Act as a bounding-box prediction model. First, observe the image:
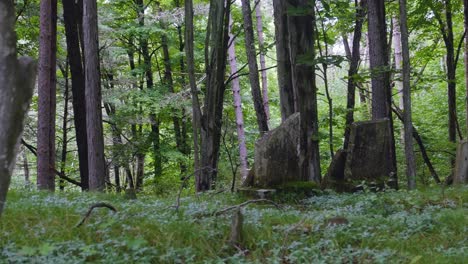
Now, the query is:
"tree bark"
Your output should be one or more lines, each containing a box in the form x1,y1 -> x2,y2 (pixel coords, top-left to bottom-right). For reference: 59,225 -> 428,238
398,0 -> 417,189
185,0 -> 202,189
62,0 -> 89,191
343,0 -> 366,151
59,63 -> 70,191
0,0 -> 36,215
465,0 -> 468,135
37,0 -> 57,191
22,147 -> 30,185
368,0 -> 397,187
197,0 -> 231,191
83,0 -> 106,191
241,0 -> 269,134
273,0 -> 295,121
255,0 -> 270,123
228,16 -> 249,183
288,0 -> 321,183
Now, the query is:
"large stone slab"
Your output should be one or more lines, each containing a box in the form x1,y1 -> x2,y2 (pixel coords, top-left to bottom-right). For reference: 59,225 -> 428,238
454,140 -> 468,184
252,113 -> 301,187
343,119 -> 396,189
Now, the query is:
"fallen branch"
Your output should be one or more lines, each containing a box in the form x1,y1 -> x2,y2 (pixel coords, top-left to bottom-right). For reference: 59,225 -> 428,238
212,199 -> 281,217
75,202 -> 117,228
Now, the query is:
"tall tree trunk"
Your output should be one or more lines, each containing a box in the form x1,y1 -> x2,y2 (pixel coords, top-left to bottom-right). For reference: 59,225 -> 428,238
228,16 -> 249,183
315,8 -> 334,158
288,0 -> 321,183
83,0 -> 106,191
255,0 -> 270,123
0,0 -> 36,215
393,16 -> 406,146
62,0 -> 89,191
197,0 -> 231,191
273,0 -> 295,120
59,63 -> 70,191
368,0 -> 398,187
343,0 -> 366,151
241,0 -> 268,134
185,0 -> 202,187
465,0 -> 468,135
398,0 -> 417,189
445,0 -> 457,148
37,0 -> 57,191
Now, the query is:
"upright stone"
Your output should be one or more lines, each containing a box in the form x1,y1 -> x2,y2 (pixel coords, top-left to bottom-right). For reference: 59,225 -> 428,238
252,113 -> 300,187
454,140 -> 468,184
344,119 -> 396,188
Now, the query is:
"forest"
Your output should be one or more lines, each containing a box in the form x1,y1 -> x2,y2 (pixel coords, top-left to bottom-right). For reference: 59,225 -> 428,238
0,0 -> 467,263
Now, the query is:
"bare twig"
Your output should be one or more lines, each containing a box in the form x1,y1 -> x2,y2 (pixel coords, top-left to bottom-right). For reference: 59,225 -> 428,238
212,199 -> 281,217
172,166 -> 217,212
75,202 -> 118,228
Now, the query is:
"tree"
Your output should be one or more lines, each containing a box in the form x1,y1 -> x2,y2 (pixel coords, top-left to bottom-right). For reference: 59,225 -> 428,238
37,0 -> 57,191
241,0 -> 269,134
83,0 -> 106,191
368,0 -> 397,187
288,0 -> 321,183
464,0 -> 468,134
343,0 -> 367,151
255,0 -> 270,123
62,0 -> 89,191
273,0 -> 295,121
185,0 -> 202,189
187,0 -> 231,191
0,0 -> 36,215
428,0 -> 460,147
398,0 -> 417,189
228,16 -> 249,183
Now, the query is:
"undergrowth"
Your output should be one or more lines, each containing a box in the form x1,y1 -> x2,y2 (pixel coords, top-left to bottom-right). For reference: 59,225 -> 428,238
0,186 -> 466,263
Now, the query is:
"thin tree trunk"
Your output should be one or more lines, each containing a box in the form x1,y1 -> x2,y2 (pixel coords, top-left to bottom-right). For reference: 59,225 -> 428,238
392,106 -> 440,183
465,0 -> 468,135
37,0 -> 57,191
62,0 -> 89,191
315,7 -> 334,158
393,16 -> 405,144
241,0 -> 268,134
398,0 -> 417,189
59,63 -> 70,191
228,16 -> 249,183
0,0 -> 36,215
273,0 -> 295,120
288,0 -> 321,183
255,0 -> 270,123
23,148 -> 30,186
83,0 -> 106,191
185,0 -> 202,188
343,0 -> 366,151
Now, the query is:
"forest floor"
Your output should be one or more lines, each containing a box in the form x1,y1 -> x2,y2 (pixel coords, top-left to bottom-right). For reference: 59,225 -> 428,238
0,185 -> 467,263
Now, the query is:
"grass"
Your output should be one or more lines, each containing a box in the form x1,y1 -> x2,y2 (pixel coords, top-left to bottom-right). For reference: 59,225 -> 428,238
0,185 -> 467,263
